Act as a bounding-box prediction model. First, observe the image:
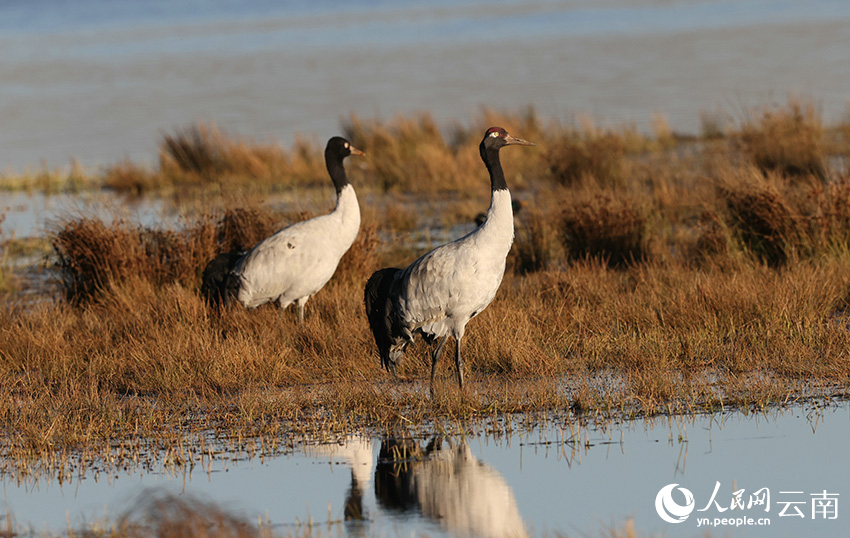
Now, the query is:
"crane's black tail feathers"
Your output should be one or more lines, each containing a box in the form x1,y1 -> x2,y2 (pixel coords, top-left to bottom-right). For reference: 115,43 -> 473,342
201,250 -> 244,309
364,267 -> 406,375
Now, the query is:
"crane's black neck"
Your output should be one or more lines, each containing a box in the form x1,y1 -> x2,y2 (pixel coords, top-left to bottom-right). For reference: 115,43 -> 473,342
480,143 -> 509,192
325,152 -> 350,195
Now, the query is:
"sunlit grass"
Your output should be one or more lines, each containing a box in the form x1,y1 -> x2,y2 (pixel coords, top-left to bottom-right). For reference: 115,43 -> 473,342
1,100 -> 850,495
0,159 -> 99,194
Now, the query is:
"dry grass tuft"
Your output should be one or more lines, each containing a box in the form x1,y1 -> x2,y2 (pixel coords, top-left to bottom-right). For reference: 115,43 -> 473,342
51,217 -> 216,303
159,123 -> 314,184
737,98 -> 828,180
688,209 -> 733,266
714,167 -> 850,265
162,124 -> 229,176
101,123 -> 328,195
559,193 -> 649,268
343,113 -> 472,193
114,493 -> 265,538
102,159 -> 164,195
718,172 -> 798,266
544,130 -> 627,187
213,207 -> 283,254
510,205 -> 561,274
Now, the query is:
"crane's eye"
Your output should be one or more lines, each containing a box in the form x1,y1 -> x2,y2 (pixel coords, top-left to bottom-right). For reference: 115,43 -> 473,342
490,131 -> 500,138
344,142 -> 349,148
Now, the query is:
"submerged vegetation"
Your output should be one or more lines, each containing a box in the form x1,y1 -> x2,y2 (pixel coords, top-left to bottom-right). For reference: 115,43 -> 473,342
1,98 -> 850,517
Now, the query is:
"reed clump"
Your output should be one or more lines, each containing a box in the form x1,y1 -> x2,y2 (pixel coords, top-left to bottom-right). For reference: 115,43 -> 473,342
101,124 -> 329,195
343,113 -> 476,193
213,206 -> 282,254
559,193 -> 649,268
103,159 -> 167,195
544,129 -> 627,187
51,217 -> 217,304
159,123 -> 321,187
115,494 -> 264,538
713,167 -> 850,266
717,172 -> 799,267
510,205 -> 561,274
737,98 -> 828,180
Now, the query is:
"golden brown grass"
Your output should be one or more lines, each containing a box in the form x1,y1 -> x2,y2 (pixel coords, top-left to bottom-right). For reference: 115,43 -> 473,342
50,216 -> 217,304
0,158 -> 97,193
559,193 -> 649,268
4,233 -> 849,452
737,97 -> 828,180
2,101 -> 850,490
100,123 -> 328,197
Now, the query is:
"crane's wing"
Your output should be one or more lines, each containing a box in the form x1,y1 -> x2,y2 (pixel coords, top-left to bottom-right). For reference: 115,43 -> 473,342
201,250 -> 244,307
364,267 -> 403,372
397,243 -> 466,332
233,219 -> 333,306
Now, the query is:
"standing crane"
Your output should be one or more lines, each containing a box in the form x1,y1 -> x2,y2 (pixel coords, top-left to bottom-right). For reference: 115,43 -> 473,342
365,127 -> 534,392
203,136 -> 364,321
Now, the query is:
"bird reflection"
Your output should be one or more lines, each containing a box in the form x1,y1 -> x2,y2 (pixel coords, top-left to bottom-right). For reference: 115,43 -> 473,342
308,434 -> 528,537
375,436 -> 529,538
304,435 -> 374,525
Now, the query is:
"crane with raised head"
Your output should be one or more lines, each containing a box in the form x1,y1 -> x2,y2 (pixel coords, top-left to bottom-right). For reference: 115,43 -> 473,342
365,127 -> 534,392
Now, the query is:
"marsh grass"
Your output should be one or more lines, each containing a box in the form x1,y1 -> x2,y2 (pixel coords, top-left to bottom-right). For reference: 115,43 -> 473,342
545,129 -> 627,187
510,205 -> 561,274
737,98 -> 828,180
718,171 -> 799,266
51,217 -> 217,303
559,193 -> 649,268
99,124 -> 329,197
212,207 -> 284,254
6,246 -> 847,453
0,159 -> 97,194
3,101 -> 850,489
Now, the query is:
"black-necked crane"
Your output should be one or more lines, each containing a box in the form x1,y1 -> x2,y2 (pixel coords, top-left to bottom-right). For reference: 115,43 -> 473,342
202,136 -> 364,321
364,127 -> 534,393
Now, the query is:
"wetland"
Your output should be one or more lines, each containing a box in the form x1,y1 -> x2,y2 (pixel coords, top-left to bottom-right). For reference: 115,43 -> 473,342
3,1 -> 850,535
2,104 -> 850,536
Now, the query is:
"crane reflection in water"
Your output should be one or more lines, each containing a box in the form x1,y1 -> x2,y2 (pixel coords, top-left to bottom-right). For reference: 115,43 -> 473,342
309,434 -> 528,537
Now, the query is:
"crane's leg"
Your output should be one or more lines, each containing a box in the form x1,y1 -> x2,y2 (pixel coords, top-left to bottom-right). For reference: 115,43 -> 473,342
293,296 -> 308,323
430,335 -> 450,395
454,337 -> 464,390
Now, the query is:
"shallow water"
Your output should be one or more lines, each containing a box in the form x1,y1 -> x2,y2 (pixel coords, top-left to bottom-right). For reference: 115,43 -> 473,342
0,191 -> 171,239
2,402 -> 847,537
2,0 -> 850,172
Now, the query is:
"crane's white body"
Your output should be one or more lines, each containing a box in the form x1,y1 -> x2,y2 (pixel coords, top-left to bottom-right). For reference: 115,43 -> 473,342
233,184 -> 360,312
364,127 -> 532,391
396,188 -> 513,342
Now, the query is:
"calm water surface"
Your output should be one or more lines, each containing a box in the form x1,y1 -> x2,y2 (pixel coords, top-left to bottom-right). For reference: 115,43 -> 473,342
2,402 -> 847,537
2,0 -> 850,171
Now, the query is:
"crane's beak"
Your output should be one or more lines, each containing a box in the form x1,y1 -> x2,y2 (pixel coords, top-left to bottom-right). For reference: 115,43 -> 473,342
349,145 -> 366,156
505,134 -> 535,146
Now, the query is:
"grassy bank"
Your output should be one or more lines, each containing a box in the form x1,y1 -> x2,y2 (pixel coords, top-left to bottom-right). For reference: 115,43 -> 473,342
1,98 -> 850,483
